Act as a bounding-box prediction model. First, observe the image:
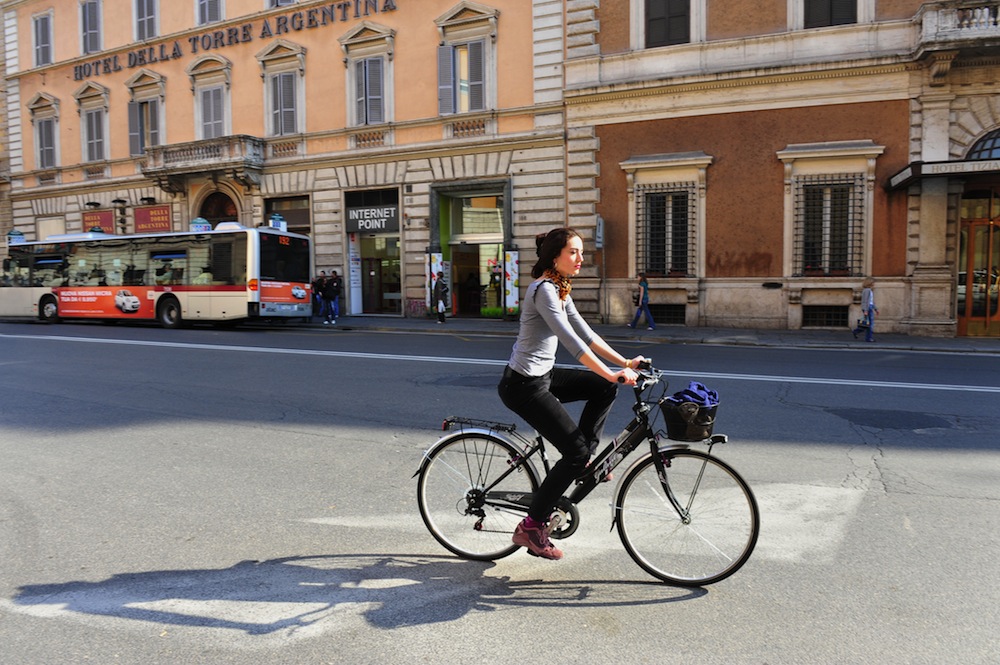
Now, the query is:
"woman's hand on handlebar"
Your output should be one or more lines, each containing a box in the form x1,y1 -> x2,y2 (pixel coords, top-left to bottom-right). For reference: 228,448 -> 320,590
614,368 -> 639,385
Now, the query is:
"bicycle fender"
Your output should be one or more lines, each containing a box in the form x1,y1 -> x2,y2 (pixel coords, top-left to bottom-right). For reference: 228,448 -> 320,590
411,427 -> 518,479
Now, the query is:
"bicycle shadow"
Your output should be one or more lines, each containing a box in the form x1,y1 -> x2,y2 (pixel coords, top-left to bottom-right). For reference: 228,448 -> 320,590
8,553 -> 705,638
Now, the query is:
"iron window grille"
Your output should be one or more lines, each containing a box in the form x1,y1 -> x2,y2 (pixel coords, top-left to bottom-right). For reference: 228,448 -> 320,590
793,174 -> 865,277
636,183 -> 696,278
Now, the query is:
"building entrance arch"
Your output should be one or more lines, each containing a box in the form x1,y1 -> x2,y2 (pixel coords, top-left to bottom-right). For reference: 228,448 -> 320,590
198,191 -> 239,227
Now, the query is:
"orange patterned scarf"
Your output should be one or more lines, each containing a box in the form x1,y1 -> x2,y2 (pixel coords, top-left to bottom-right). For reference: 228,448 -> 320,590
542,268 -> 572,301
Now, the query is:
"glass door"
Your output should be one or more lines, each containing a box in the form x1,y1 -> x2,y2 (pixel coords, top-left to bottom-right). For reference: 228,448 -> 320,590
957,188 -> 999,336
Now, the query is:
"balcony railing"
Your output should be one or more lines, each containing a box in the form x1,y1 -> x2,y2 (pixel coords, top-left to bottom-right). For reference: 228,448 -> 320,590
920,2 -> 1000,45
142,135 -> 264,193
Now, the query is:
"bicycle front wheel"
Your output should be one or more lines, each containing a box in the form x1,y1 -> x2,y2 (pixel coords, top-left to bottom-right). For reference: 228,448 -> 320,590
417,432 -> 539,561
616,449 -> 759,586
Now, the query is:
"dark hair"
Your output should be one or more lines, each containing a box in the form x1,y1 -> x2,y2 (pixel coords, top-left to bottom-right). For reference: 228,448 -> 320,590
531,227 -> 581,278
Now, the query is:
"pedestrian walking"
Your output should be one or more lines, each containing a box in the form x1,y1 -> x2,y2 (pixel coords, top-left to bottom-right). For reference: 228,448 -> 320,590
852,276 -> 878,342
627,272 -> 656,330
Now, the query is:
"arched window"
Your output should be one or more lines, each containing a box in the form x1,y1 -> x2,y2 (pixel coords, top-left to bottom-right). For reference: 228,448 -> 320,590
967,129 -> 1000,160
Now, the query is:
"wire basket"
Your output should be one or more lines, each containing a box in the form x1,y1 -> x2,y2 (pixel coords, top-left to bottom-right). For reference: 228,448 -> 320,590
659,399 -> 718,442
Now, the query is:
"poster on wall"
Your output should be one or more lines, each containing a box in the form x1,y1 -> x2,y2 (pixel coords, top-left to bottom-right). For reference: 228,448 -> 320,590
505,251 -> 519,316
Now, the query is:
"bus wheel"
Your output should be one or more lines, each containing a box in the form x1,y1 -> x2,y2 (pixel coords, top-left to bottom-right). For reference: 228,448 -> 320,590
157,297 -> 183,329
39,296 -> 59,323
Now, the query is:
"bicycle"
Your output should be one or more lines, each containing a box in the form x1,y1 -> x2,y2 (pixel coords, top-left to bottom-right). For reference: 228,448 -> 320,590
414,361 -> 759,587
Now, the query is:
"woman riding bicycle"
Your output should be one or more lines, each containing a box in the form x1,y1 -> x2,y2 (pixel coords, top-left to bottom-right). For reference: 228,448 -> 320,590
498,227 -> 645,560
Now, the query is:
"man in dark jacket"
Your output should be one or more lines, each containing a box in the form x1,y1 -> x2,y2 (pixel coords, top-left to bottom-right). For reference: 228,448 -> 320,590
323,270 -> 343,324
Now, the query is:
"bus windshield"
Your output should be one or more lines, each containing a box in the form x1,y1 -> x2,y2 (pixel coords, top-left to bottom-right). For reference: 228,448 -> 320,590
259,232 -> 310,282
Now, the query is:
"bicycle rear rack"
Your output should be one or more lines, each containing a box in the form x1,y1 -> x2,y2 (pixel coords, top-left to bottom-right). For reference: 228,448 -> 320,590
442,416 -> 518,434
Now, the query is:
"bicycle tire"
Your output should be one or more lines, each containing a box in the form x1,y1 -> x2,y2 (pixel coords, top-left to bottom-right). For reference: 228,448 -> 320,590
417,432 -> 540,561
615,448 -> 759,586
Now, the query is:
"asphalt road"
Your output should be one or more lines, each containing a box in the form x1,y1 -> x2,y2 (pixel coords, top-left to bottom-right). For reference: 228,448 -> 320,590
1,321 -> 998,664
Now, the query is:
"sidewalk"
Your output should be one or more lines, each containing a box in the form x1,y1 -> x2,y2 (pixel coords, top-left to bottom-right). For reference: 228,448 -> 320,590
299,314 -> 1000,355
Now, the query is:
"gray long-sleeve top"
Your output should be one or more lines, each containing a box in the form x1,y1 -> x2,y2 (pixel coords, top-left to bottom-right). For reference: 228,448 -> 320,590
507,279 -> 596,377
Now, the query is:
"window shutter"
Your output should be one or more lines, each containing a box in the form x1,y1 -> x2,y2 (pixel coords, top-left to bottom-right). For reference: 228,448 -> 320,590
86,110 -> 104,162
38,118 -> 55,169
355,60 -> 366,124
128,101 -> 141,155
468,41 -> 484,111
830,0 -> 857,25
666,0 -> 690,45
82,1 -> 100,54
367,57 -> 384,124
437,45 -> 454,115
35,15 -> 52,65
273,72 -> 296,135
147,98 -> 160,147
201,87 -> 223,139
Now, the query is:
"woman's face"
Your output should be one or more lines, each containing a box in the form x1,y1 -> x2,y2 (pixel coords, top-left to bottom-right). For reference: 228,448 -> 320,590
553,235 -> 584,277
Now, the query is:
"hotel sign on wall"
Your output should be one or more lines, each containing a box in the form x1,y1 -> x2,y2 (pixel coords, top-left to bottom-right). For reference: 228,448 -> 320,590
73,0 -> 399,80
134,206 -> 172,234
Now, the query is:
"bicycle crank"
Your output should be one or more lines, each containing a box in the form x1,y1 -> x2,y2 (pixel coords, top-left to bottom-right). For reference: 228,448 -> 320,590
548,497 -> 580,539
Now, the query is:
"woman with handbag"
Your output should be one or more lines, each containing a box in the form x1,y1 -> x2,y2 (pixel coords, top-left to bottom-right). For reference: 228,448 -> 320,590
852,276 -> 878,342
627,272 -> 656,331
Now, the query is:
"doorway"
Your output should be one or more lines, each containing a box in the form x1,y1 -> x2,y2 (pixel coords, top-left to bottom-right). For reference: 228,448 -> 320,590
957,188 -> 999,336
199,191 -> 238,226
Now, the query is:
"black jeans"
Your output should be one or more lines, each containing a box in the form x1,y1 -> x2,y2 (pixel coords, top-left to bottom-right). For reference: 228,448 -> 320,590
498,365 -> 618,521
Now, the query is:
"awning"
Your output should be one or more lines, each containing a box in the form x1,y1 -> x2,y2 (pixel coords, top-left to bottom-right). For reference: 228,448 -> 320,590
888,159 -> 1000,190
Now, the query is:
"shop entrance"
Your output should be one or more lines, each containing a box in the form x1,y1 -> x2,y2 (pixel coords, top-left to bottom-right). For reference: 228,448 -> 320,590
957,187 -> 999,336
359,236 -> 401,314
437,189 -> 508,319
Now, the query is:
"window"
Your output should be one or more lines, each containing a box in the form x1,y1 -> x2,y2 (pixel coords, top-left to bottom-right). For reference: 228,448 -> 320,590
968,129 -> 1000,160
270,71 -> 297,135
804,0 -> 856,28
197,0 -> 222,25
621,152 -> 712,280
128,99 -> 160,155
435,3 -> 498,116
36,117 -> 57,169
135,0 -> 157,41
81,0 -> 101,55
29,93 -> 60,171
438,41 -> 484,114
256,40 -> 306,137
83,109 -> 105,162
340,22 -> 394,128
200,86 -> 225,139
33,12 -> 53,67
355,57 -> 385,125
794,176 -> 864,276
777,140 -> 882,278
269,0 -> 296,6
646,0 -> 689,48
637,185 -> 694,277
75,82 -> 110,164
187,55 -> 232,139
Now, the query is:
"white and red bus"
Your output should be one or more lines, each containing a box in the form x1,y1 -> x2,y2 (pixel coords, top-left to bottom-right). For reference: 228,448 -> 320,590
0,223 -> 312,328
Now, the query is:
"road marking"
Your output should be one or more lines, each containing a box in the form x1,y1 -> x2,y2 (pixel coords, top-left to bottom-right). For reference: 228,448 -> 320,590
2,332 -> 999,393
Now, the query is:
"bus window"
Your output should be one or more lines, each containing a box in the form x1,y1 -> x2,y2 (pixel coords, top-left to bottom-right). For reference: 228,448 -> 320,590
259,233 -> 309,282
150,250 -> 187,285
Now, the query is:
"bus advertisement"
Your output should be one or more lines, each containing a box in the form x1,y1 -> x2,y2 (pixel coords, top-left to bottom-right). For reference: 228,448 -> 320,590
0,224 -> 312,328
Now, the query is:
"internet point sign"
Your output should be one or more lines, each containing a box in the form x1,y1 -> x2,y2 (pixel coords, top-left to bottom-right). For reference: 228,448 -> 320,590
346,205 -> 399,233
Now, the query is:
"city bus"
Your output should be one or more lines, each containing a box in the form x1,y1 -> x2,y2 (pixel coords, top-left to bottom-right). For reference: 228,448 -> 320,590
0,223 -> 312,328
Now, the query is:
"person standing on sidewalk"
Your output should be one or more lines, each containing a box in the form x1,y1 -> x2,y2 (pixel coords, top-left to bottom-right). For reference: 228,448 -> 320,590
852,276 -> 878,342
627,272 -> 656,331
322,270 -> 342,325
497,227 -> 644,560
311,270 -> 327,318
433,271 -> 449,323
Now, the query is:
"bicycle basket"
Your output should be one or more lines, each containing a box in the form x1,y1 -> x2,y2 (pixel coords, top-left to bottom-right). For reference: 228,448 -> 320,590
660,399 -> 718,441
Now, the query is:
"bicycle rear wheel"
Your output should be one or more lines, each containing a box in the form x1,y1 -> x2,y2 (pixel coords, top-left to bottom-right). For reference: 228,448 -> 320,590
417,432 -> 539,561
616,449 -> 759,586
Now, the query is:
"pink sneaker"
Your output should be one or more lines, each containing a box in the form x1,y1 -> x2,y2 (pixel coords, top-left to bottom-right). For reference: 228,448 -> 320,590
512,520 -> 563,560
